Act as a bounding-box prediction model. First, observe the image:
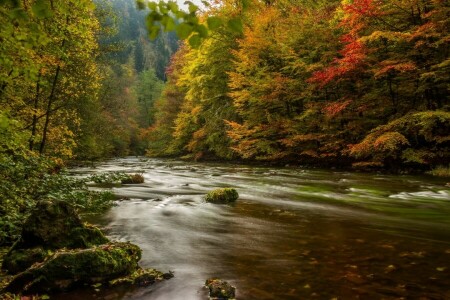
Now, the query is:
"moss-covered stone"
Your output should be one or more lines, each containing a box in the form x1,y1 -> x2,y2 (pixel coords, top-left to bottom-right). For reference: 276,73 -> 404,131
4,242 -> 141,294
2,199 -> 108,275
1,247 -> 48,275
1,199 -> 171,296
109,268 -> 171,287
205,278 -> 236,299
205,188 -> 239,204
11,199 -> 108,250
121,174 -> 144,184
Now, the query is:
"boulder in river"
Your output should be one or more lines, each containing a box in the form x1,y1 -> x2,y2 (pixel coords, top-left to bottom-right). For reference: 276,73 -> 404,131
205,278 -> 236,299
1,199 -> 170,294
205,188 -> 239,204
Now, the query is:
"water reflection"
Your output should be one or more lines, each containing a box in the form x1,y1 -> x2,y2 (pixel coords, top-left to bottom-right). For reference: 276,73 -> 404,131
61,157 -> 450,300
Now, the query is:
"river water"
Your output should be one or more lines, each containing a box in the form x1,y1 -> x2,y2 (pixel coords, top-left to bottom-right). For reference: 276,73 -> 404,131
64,157 -> 450,299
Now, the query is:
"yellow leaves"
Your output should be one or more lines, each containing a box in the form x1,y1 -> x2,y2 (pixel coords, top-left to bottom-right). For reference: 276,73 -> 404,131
361,30 -> 410,44
373,132 -> 409,152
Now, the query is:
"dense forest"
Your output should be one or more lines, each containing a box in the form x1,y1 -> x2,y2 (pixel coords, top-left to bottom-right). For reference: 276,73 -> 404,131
146,0 -> 449,172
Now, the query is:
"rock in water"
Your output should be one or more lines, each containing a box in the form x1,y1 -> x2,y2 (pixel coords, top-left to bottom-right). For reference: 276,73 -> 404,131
205,278 -> 236,300
205,188 -> 239,204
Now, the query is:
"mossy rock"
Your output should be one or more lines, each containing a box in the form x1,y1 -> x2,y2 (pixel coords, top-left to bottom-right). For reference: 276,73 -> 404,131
205,188 -> 239,204
121,174 -> 144,184
109,268 -> 172,287
4,242 -> 141,294
2,200 -> 109,275
12,199 -> 108,250
1,247 -> 48,275
205,278 -> 236,299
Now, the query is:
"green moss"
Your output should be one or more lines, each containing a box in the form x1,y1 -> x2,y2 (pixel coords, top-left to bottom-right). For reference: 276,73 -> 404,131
109,268 -> 166,286
4,242 -> 141,294
205,188 -> 239,204
2,200 -> 109,276
2,247 -> 48,275
70,224 -> 109,248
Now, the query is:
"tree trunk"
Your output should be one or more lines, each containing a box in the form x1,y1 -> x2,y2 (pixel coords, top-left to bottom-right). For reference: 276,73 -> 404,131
39,62 -> 62,155
29,73 -> 41,151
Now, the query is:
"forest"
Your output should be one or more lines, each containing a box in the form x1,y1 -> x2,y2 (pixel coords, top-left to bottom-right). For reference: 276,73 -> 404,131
0,0 -> 449,299
146,0 -> 449,172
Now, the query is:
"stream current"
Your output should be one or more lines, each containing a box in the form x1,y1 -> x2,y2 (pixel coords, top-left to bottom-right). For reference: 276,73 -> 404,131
62,157 -> 450,299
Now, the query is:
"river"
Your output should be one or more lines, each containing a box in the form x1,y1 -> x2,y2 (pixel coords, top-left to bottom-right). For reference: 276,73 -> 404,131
62,157 -> 450,299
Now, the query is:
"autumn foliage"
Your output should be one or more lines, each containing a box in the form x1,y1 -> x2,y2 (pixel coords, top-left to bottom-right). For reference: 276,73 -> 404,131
143,0 -> 449,170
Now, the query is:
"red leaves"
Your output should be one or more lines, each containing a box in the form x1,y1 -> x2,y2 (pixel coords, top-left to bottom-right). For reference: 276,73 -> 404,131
343,0 -> 381,18
308,0 -> 381,86
309,37 -> 367,86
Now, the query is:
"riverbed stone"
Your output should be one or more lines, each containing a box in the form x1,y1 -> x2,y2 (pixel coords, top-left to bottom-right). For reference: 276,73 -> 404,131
205,188 -> 239,204
205,278 -> 236,299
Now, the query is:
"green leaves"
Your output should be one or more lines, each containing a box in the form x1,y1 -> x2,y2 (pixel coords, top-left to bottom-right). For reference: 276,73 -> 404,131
188,34 -> 202,48
136,0 -> 146,10
227,17 -> 243,33
31,0 -> 53,19
207,16 -> 222,30
176,23 -> 194,40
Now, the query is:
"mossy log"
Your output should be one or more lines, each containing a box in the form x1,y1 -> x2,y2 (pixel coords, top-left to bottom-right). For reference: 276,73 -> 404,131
205,188 -> 239,204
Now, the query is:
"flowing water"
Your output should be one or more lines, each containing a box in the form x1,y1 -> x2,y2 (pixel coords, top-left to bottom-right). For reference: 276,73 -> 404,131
62,157 -> 450,299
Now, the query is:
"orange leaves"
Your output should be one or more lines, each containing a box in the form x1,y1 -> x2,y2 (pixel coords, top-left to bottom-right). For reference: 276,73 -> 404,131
342,0 -> 381,18
322,99 -> 352,118
373,132 -> 410,153
374,60 -> 417,78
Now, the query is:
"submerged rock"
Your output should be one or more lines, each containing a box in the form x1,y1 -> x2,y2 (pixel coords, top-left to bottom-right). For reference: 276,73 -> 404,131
205,188 -> 239,204
205,278 -> 236,300
1,199 -> 170,295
